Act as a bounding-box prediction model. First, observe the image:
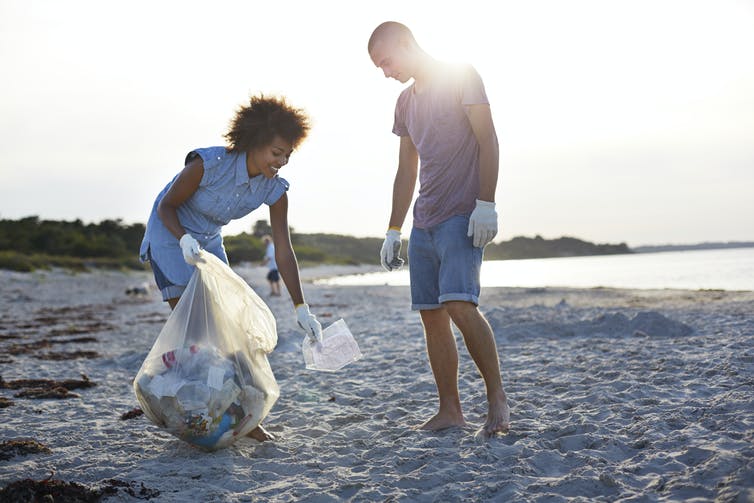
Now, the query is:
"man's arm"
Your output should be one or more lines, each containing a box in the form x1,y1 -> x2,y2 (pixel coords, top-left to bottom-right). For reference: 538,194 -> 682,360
388,135 -> 419,229
465,104 -> 499,201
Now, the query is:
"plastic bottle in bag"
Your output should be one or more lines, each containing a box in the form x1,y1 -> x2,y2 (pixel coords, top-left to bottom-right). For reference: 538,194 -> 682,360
176,381 -> 211,412
160,345 -> 199,370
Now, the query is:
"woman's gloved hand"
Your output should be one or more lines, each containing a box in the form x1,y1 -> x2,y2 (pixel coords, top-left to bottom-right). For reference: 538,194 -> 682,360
179,233 -> 201,265
296,303 -> 323,344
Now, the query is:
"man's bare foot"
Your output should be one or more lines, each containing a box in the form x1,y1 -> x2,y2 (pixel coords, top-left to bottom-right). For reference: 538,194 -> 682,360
480,393 -> 510,438
418,411 -> 467,431
246,424 -> 276,442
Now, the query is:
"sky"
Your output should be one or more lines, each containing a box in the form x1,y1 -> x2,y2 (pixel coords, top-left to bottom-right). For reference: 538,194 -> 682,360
1,0 -> 753,247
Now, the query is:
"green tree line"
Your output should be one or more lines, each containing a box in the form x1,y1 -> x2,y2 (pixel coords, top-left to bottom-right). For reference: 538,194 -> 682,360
0,216 -> 630,272
485,235 -> 631,260
0,217 -> 146,271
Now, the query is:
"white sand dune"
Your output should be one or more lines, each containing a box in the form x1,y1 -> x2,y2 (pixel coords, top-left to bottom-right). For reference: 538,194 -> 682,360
1,264 -> 753,502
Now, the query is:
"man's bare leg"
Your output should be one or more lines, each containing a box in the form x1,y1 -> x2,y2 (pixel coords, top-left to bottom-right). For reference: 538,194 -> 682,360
418,308 -> 467,430
444,301 -> 510,436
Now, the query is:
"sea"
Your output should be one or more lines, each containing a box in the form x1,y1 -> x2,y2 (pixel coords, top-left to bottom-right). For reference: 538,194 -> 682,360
318,247 -> 754,291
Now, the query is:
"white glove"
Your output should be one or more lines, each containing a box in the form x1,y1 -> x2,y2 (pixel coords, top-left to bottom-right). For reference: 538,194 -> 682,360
179,233 -> 201,265
467,199 -> 498,248
296,303 -> 323,344
380,229 -> 404,271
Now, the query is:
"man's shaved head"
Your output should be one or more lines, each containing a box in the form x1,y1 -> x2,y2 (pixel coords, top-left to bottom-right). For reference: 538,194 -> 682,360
368,21 -> 417,54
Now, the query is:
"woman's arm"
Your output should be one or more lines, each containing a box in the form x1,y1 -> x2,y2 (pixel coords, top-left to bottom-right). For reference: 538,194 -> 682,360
156,157 -> 205,240
268,193 -> 305,305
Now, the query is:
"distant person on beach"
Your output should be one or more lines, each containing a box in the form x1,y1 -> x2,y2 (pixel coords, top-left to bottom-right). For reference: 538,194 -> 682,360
139,94 -> 322,441
367,21 -> 510,437
261,234 -> 281,297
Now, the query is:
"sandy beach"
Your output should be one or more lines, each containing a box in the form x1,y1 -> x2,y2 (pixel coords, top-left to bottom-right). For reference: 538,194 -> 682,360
1,263 -> 753,502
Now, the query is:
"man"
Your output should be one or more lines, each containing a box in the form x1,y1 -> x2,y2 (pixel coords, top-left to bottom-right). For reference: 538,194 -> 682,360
368,21 -> 509,437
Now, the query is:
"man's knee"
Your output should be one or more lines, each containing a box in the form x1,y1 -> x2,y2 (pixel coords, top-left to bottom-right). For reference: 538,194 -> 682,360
420,307 -> 450,331
443,300 -> 479,322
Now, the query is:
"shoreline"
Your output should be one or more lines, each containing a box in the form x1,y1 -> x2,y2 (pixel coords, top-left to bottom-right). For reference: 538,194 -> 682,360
313,248 -> 754,292
236,262 -> 384,283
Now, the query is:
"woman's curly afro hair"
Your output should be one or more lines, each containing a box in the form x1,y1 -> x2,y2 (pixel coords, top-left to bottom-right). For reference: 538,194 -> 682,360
224,94 -> 310,153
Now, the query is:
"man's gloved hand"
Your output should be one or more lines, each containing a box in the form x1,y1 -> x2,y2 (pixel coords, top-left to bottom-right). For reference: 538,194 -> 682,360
380,228 -> 404,271
467,199 -> 498,248
296,303 -> 323,344
179,233 -> 201,265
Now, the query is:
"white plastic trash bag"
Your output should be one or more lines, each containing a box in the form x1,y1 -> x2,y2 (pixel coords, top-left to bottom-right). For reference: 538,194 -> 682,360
134,250 -> 279,450
303,318 -> 362,372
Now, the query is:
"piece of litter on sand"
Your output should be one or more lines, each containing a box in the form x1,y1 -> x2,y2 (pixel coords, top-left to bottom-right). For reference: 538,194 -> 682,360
303,318 -> 362,372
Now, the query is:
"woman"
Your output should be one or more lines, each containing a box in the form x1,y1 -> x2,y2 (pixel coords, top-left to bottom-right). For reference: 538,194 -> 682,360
139,94 -> 321,441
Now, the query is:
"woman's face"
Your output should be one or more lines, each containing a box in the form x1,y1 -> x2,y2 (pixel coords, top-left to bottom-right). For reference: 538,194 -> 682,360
248,135 -> 294,178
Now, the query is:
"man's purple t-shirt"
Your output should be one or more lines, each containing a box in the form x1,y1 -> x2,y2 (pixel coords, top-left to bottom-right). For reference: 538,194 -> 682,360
392,63 -> 489,229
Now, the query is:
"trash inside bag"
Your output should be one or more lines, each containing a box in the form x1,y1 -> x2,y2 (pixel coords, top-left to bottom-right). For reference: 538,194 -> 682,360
303,318 -> 362,372
134,251 -> 279,450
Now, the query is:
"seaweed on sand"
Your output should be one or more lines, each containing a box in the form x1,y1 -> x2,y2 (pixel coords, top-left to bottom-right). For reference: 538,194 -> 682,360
0,439 -> 52,461
0,475 -> 160,502
0,373 -> 96,399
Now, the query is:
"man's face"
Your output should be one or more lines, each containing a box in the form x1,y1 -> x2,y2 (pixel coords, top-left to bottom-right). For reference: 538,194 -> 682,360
370,38 -> 413,83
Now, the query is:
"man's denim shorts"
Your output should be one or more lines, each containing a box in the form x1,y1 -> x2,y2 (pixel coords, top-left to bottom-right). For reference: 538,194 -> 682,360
408,214 -> 483,311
